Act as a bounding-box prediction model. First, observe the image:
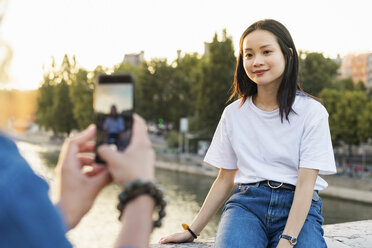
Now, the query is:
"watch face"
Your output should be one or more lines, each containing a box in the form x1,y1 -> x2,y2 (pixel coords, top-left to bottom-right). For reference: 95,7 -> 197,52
291,237 -> 298,245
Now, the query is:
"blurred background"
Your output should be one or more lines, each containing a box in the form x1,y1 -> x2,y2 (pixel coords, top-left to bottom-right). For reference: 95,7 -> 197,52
1,0 -> 372,247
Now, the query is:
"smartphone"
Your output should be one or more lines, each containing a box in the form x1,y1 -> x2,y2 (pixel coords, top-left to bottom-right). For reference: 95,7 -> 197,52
94,74 -> 135,164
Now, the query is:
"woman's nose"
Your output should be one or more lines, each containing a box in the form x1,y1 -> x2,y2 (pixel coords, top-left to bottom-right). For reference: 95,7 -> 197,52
253,55 -> 264,66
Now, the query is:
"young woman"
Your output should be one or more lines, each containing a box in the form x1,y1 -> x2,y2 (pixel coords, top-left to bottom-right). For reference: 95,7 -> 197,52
159,19 -> 336,247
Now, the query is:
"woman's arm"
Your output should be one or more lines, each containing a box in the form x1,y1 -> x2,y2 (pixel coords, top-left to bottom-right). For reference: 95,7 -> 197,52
277,168 -> 318,247
159,168 -> 237,244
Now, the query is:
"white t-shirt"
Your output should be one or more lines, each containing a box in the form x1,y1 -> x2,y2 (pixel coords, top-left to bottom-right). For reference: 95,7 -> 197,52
204,92 -> 337,190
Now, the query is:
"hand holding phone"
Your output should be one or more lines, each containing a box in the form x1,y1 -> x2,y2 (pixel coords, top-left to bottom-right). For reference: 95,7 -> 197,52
94,74 -> 135,163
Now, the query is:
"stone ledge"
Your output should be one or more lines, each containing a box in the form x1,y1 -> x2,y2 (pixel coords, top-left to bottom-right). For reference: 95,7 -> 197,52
151,220 -> 372,248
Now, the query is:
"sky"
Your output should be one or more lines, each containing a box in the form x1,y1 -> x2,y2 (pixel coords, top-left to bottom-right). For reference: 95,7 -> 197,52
95,84 -> 133,113
1,0 -> 372,90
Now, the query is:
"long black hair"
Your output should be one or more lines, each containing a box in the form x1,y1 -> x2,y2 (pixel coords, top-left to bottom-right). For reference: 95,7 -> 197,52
229,19 -> 301,122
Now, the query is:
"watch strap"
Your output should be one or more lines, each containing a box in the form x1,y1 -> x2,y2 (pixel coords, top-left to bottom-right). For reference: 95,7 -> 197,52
280,234 -> 298,245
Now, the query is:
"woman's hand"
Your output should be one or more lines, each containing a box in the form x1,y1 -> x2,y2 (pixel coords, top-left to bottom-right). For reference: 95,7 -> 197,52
55,125 -> 112,229
276,238 -> 293,248
159,231 -> 194,244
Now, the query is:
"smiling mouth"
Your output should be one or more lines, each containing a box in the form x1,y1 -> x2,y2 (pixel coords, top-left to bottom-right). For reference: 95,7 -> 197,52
254,70 -> 268,76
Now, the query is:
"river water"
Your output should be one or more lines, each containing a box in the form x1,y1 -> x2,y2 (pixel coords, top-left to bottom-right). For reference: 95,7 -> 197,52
16,141 -> 372,247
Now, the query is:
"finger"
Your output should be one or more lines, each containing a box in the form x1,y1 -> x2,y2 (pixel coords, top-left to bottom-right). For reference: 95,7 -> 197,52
79,142 -> 96,153
87,165 -> 112,187
70,124 -> 96,146
129,114 -> 151,147
78,155 -> 95,166
97,144 -> 121,163
84,164 -> 106,177
159,235 -> 176,244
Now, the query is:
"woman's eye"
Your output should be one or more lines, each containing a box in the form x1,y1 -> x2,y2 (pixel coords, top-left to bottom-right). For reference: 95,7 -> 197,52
263,50 -> 272,55
245,53 -> 253,58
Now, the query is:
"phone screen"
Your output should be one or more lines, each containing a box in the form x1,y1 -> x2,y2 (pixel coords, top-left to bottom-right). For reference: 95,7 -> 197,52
94,74 -> 134,163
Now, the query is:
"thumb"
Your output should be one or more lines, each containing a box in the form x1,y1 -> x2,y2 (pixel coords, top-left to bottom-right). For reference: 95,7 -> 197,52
97,144 -> 120,163
90,167 -> 112,188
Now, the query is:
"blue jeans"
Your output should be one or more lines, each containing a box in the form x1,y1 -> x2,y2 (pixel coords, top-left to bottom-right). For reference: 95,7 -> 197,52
215,183 -> 327,248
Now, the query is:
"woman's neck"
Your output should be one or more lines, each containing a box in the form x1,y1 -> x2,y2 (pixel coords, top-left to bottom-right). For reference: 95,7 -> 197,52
253,87 -> 279,111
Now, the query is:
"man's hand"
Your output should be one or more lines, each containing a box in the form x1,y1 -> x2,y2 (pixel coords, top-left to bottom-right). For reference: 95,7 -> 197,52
55,125 -> 112,229
98,114 -> 155,185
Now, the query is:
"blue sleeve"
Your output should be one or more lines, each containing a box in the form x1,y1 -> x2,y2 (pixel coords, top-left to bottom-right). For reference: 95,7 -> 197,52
0,135 -> 72,248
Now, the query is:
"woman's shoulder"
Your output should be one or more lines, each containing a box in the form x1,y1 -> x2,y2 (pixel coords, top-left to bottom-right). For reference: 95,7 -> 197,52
294,91 -> 328,121
224,98 -> 248,113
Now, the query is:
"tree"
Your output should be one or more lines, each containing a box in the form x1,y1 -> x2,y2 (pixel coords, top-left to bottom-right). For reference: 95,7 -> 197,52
299,52 -> 339,96
355,80 -> 367,92
332,77 -> 354,91
195,30 -> 236,137
332,91 -> 367,155
52,79 -> 77,135
36,61 -> 57,133
113,62 -> 144,115
69,68 -> 94,129
170,53 -> 202,130
319,88 -> 342,145
136,58 -> 175,124
358,100 -> 372,143
36,55 -> 79,135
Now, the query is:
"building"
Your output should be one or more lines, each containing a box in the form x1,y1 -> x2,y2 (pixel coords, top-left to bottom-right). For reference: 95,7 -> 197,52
341,53 -> 372,89
367,54 -> 372,89
123,51 -> 144,66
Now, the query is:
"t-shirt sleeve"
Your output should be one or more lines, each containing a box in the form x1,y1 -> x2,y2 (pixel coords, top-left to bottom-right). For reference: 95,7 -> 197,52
299,113 -> 337,175
204,110 -> 238,169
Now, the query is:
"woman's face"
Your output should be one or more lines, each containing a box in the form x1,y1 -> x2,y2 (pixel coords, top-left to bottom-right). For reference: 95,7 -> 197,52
242,29 -> 286,88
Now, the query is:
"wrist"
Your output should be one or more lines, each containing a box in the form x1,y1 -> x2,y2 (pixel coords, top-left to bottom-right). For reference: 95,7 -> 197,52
55,201 -> 81,230
117,180 -> 166,228
116,176 -> 154,186
280,234 -> 298,246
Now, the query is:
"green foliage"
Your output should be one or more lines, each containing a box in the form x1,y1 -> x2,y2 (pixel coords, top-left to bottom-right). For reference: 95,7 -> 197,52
135,56 -> 201,129
299,52 -> 339,96
358,100 -> 372,143
52,80 -> 77,135
320,89 -> 368,148
137,58 -> 173,122
335,91 -> 367,146
35,75 -> 56,133
36,55 -> 80,135
69,68 -> 94,129
35,31 -> 372,149
319,89 -> 342,145
355,80 -> 367,92
332,77 -> 355,91
166,130 -> 179,148
195,30 -> 236,137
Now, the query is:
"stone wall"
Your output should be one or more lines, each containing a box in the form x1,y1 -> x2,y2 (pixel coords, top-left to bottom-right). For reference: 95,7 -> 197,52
150,220 -> 372,248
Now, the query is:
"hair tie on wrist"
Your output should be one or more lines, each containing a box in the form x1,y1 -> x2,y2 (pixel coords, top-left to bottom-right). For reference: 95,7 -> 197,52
182,223 -> 199,239
117,179 -> 166,228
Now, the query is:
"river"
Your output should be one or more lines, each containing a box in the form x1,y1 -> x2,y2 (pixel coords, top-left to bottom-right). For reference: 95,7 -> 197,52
16,141 -> 372,247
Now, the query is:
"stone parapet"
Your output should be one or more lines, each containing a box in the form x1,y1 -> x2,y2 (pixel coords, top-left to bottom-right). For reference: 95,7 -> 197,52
150,220 -> 372,248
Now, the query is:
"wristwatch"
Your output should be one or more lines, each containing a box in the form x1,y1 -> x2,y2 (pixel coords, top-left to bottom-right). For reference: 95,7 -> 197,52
280,234 -> 298,246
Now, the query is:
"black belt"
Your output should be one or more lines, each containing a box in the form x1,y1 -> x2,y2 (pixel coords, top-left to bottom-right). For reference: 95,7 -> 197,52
240,180 -> 296,191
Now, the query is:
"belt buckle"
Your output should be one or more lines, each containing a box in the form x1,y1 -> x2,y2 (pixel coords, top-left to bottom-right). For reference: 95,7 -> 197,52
267,181 -> 283,189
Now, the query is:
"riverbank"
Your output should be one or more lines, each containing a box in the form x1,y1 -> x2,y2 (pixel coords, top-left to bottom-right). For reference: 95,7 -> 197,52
155,158 -> 372,205
6,128 -> 372,204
